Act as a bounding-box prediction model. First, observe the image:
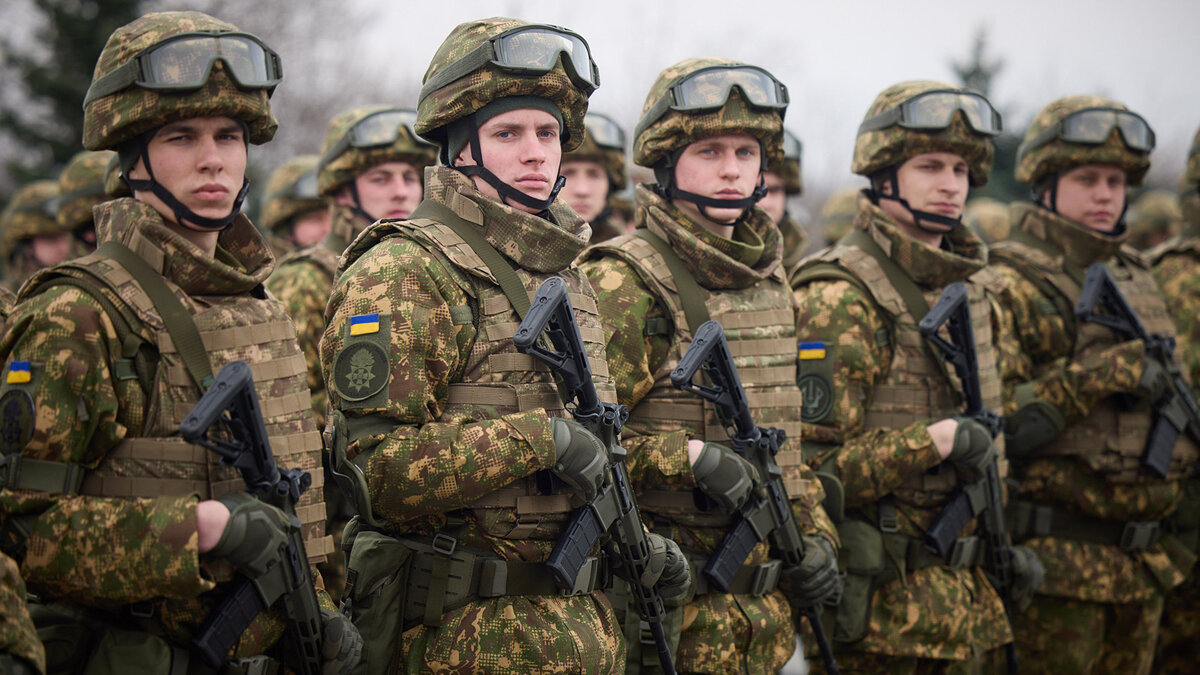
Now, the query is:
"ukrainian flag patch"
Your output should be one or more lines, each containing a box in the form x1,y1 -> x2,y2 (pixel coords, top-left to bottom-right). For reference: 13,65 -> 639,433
349,313 -> 380,336
6,361 -> 31,384
799,341 -> 827,361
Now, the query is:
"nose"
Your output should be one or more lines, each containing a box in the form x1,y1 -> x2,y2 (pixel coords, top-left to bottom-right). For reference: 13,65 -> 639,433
196,134 -> 224,172
937,167 -> 961,195
718,152 -> 741,180
520,134 -> 547,164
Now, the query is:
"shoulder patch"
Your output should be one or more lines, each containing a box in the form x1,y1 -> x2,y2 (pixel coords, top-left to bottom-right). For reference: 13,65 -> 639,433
6,361 -> 30,384
798,373 -> 834,423
333,342 -> 389,402
0,389 -> 35,455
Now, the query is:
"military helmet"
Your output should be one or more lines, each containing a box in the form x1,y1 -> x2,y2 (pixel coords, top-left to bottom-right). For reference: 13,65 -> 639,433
104,152 -> 131,198
262,154 -> 324,234
562,112 -> 627,192
0,180 -> 64,260
853,80 -> 998,187
818,185 -> 861,244
964,196 -> 1011,244
634,57 -> 787,169
1016,96 -> 1153,187
1180,124 -> 1200,193
415,17 -> 597,154
1127,189 -> 1183,249
82,11 -> 279,151
56,150 -> 116,230
768,128 -> 803,195
317,106 -> 437,197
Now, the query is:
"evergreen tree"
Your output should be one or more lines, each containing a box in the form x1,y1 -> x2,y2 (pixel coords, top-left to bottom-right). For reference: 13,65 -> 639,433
953,26 -> 1024,203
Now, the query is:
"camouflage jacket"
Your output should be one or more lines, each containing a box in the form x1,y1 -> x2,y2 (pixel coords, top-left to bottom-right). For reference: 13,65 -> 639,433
322,166 -> 623,672
791,196 -> 1012,660
0,287 -> 14,323
0,199 -> 333,657
579,185 -> 837,675
0,551 -> 43,675
266,204 -> 365,429
1149,217 -> 1200,390
989,201 -> 1192,603
777,213 -> 808,280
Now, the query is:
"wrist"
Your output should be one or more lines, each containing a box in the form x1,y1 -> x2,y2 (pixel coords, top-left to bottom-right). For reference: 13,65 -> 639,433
196,499 -> 231,553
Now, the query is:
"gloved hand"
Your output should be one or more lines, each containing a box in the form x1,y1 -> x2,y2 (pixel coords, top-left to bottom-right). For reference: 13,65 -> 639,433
320,608 -> 363,675
1007,545 -> 1045,612
1134,350 -> 1168,404
946,418 -> 997,484
551,417 -> 608,502
208,492 -> 290,577
781,536 -> 842,609
608,533 -> 693,608
691,442 -> 759,511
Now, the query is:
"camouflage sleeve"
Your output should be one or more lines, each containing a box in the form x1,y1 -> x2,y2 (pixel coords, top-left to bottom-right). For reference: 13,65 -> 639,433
266,261 -> 329,428
794,280 -> 943,508
789,465 -> 839,549
1153,251 -> 1200,388
0,287 -> 216,604
0,552 -> 45,675
322,238 -> 557,527
580,256 -> 691,488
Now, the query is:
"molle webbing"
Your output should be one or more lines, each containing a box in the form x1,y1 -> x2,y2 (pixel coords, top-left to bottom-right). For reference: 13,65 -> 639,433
632,229 -> 710,332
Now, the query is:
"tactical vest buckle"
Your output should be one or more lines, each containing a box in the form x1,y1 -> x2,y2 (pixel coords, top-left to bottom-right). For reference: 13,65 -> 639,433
431,533 -> 457,556
749,559 -> 783,596
946,536 -> 981,569
1120,521 -> 1161,552
561,555 -> 603,597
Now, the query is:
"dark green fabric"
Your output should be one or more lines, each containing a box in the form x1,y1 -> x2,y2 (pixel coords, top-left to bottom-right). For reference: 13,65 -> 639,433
633,228 -> 711,335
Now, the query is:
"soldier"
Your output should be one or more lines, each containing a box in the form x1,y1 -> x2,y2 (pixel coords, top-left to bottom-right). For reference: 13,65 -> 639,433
964,196 -> 1011,244
791,81 -> 1039,671
814,185 -> 859,249
56,149 -> 117,254
1128,188 -> 1184,251
0,181 -> 69,293
0,11 -> 359,673
0,551 -> 43,675
579,58 -> 841,675
560,111 -> 630,243
260,154 -> 329,258
760,128 -> 808,276
321,17 -> 689,673
989,96 -> 1196,674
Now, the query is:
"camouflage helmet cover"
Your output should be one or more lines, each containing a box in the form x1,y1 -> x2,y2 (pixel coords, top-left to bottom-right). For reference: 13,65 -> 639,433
562,112 -> 627,191
318,106 -> 438,196
1016,95 -> 1151,186
768,128 -> 802,195
262,154 -> 324,233
1,180 -> 64,259
82,11 -> 278,151
852,80 -> 994,187
56,150 -> 116,229
415,17 -> 592,153
1127,189 -> 1183,245
633,57 -> 785,169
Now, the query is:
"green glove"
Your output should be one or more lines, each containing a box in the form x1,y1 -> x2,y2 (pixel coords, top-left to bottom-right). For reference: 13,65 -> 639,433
209,492 -> 290,577
1008,545 -> 1045,612
781,536 -> 842,609
653,533 -> 692,608
946,418 -> 997,484
691,442 -> 759,511
320,608 -> 364,675
551,417 -> 608,502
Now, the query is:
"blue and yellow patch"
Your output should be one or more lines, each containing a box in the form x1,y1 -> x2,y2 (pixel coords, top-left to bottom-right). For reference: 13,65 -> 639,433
6,361 -> 31,384
799,341 -> 827,361
349,313 -> 380,336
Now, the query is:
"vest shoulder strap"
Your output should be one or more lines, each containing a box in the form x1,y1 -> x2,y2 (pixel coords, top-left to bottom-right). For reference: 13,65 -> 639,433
841,228 -> 931,323
632,228 -> 710,335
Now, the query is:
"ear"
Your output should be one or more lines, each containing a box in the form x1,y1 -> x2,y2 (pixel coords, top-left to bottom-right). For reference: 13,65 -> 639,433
454,144 -> 474,168
334,184 -> 355,208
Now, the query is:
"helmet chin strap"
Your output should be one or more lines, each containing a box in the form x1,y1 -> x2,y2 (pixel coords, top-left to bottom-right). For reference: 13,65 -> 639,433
346,181 -> 380,225
451,113 -> 565,214
1037,172 -> 1130,237
653,152 -> 768,225
870,165 -> 962,234
123,138 -> 247,232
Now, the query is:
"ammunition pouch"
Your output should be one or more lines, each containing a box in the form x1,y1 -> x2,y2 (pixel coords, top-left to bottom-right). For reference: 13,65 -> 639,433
686,552 -> 783,597
1008,500 -> 1162,552
608,578 -> 684,675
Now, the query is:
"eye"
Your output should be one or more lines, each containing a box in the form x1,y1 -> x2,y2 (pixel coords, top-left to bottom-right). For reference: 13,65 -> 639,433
496,130 -> 515,139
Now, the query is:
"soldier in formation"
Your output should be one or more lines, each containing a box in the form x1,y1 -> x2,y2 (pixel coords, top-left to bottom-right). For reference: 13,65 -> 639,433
0,181 -> 69,293
760,128 -> 808,276
559,111 -> 631,244
259,154 -> 330,258
55,149 -> 117,255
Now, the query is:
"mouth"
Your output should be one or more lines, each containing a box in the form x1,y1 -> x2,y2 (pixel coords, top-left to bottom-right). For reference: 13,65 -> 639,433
714,190 -> 744,200
193,184 -> 229,202
1088,211 -> 1113,221
387,208 -> 412,219
928,202 -> 961,215
516,173 -> 550,187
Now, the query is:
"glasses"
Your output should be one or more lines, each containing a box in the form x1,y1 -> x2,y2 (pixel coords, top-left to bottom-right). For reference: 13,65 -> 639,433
782,129 -> 802,161
420,25 -> 599,98
270,169 -> 320,202
584,113 -> 626,150
858,90 -> 1002,137
85,31 -> 282,104
1022,108 -> 1155,155
318,109 -> 428,170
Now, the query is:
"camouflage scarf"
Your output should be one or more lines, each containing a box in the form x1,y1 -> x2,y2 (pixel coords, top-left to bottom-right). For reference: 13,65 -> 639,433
1011,201 -> 1126,271
636,184 -> 782,290
93,197 -> 273,296
854,194 -> 986,289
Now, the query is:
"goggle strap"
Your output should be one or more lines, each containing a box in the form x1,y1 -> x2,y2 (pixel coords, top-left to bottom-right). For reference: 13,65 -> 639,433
84,59 -> 141,105
419,41 -> 495,102
857,108 -> 903,135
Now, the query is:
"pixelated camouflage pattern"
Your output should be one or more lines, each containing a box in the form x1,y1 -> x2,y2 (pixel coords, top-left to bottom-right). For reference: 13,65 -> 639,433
415,17 -> 591,152
769,129 -> 803,195
0,287 -> 15,323
103,152 -> 131,199
1,181 -> 64,260
634,57 -> 785,169
778,213 -> 808,278
56,150 -> 116,231
964,196 -> 1011,244
816,186 -> 860,248
0,552 -> 44,675
317,107 -> 437,197
323,165 -> 623,670
791,196 -> 1012,660
0,197 -> 332,659
852,81 -> 994,187
82,11 -> 277,150
1015,95 -> 1150,186
1127,189 -> 1183,250
1154,570 -> 1200,674
1011,594 -> 1162,675
1149,219 -> 1200,395
562,112 -> 627,191
261,154 -> 324,235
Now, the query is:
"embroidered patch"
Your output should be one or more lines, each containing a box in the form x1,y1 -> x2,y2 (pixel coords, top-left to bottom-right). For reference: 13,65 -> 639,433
333,342 -> 389,402
349,313 -> 380,336
798,373 -> 834,423
0,389 -> 35,455
6,361 -> 31,384
799,341 -> 827,360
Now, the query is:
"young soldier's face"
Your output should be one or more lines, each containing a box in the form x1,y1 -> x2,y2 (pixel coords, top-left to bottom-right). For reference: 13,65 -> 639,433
339,161 -> 422,221
290,208 -> 332,247
29,232 -> 73,267
879,151 -> 968,233
673,133 -> 762,225
456,108 -> 563,214
1047,164 -> 1127,233
759,171 -> 787,224
561,160 -> 609,222
130,116 -> 247,229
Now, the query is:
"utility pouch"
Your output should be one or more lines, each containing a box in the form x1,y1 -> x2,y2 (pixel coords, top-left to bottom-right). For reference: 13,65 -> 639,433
608,577 -> 683,675
342,529 -> 413,675
83,627 -> 173,675
32,603 -> 95,675
833,519 -> 886,644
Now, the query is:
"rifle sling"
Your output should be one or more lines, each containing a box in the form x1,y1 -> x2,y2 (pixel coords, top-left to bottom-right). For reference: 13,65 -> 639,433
633,229 -> 711,335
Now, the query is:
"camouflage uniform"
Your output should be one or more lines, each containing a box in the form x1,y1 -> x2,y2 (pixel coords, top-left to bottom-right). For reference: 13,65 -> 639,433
0,551 -> 44,675
0,12 -> 335,673
792,81 -> 1015,670
771,129 -> 808,277
563,112 -> 629,244
56,149 -> 117,257
964,197 -> 1011,245
1128,189 -> 1183,252
259,154 -> 323,259
814,186 -> 860,250
989,96 -> 1194,674
0,181 -> 64,293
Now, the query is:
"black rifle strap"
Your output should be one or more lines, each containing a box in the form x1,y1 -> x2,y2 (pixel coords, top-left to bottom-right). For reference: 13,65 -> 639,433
633,228 -> 711,335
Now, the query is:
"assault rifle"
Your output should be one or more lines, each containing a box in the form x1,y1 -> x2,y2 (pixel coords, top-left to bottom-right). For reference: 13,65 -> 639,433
1076,261 -> 1200,478
181,360 -> 324,675
918,281 -> 1017,674
514,277 -> 676,675
670,319 -> 838,675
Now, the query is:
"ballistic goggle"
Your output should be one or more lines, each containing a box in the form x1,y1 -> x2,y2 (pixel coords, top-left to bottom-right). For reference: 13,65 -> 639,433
85,31 -> 282,104
420,25 -> 599,99
638,65 -> 789,136
783,129 -> 802,162
318,109 -> 429,171
584,113 -> 626,150
858,90 -> 1002,137
269,169 -> 320,203
1022,107 -> 1155,155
